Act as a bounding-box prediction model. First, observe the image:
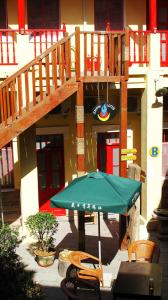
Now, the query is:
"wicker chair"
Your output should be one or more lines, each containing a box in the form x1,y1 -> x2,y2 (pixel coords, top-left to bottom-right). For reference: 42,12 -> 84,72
66,251 -> 104,287
128,240 -> 160,263
61,277 -> 101,300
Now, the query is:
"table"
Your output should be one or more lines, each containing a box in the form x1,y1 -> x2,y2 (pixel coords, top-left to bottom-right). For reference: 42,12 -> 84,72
113,262 -> 162,299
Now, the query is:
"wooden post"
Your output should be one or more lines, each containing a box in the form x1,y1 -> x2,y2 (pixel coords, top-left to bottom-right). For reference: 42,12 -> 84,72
149,0 -> 157,32
75,27 -> 81,81
76,81 -> 85,251
0,149 -> 4,225
120,79 -> 128,177
17,0 -> 25,34
124,27 -> 129,77
119,79 -> 128,249
127,163 -> 141,242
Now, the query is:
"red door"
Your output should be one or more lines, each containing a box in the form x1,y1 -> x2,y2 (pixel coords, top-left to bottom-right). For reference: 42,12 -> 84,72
97,132 -> 120,175
36,134 -> 65,216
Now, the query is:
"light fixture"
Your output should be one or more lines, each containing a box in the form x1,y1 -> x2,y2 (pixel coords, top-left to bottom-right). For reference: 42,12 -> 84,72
152,79 -> 163,108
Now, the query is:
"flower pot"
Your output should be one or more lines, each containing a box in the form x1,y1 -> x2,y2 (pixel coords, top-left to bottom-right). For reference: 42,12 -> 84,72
34,250 -> 56,267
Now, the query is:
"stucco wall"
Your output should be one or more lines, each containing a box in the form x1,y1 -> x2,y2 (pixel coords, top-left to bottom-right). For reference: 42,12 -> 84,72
125,0 -> 147,30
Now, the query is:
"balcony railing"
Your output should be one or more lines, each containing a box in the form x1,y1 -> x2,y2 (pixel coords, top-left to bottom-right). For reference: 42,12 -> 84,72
129,30 -> 150,65
27,28 -> 66,58
159,31 -> 168,67
0,30 -> 17,65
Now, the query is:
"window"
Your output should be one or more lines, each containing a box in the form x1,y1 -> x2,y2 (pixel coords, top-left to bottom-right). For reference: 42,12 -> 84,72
94,0 -> 123,30
27,0 -> 59,29
158,0 -> 168,29
0,0 -> 7,28
0,142 -> 14,187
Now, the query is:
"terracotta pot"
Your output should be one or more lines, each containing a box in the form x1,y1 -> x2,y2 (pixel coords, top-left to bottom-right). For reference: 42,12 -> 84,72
34,250 -> 56,267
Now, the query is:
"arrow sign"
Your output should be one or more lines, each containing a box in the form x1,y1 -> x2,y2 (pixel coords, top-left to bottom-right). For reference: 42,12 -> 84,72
121,148 -> 137,154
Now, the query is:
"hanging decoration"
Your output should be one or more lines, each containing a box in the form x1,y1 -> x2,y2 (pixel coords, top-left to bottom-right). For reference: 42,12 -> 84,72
92,82 -> 116,122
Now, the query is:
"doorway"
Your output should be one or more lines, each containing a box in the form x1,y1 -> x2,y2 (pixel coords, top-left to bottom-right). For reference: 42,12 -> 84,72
36,134 -> 65,216
97,132 -> 120,175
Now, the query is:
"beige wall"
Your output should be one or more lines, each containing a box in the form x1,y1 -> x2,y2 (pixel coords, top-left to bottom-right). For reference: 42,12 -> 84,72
8,0 -> 18,29
126,0 -> 147,30
36,89 -> 141,184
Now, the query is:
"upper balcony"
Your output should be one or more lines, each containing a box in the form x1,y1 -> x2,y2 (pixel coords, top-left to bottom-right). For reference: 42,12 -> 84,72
1,27 -> 168,80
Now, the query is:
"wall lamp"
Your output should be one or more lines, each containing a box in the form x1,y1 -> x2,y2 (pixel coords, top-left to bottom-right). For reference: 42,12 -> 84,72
152,79 -> 165,108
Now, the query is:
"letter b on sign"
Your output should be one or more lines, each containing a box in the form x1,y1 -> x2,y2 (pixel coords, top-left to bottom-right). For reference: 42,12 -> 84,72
149,146 -> 160,157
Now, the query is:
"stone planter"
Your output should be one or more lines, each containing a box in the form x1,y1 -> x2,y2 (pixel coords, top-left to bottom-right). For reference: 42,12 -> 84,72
34,250 -> 56,267
58,249 -> 72,277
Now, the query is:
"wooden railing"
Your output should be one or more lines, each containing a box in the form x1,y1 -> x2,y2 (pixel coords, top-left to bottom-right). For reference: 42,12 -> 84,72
0,28 -> 128,136
27,27 -> 66,58
129,30 -> 150,65
159,31 -> 168,67
0,29 -> 17,65
0,27 -> 66,66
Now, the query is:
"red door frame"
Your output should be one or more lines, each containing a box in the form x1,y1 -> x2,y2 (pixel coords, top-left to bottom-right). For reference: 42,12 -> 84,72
97,140 -> 120,174
36,134 -> 66,216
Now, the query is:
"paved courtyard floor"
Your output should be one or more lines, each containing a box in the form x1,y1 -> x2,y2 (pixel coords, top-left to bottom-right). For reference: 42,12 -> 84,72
16,213 -> 168,300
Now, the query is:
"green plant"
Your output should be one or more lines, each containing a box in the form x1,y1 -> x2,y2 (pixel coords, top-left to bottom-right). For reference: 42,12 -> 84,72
0,224 -> 43,299
25,212 -> 59,253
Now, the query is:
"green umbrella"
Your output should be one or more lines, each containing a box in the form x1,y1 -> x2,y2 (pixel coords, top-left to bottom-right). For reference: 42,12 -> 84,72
51,171 -> 141,260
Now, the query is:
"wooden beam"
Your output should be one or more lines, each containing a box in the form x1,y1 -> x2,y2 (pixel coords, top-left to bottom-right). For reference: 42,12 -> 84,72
119,79 -> 128,250
76,81 -> 85,251
17,0 -> 25,33
0,80 -> 78,149
120,80 -> 128,178
82,76 -> 128,83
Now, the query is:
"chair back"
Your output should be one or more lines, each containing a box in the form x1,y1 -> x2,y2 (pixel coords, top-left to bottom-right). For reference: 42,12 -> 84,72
128,240 -> 159,263
68,251 -> 104,286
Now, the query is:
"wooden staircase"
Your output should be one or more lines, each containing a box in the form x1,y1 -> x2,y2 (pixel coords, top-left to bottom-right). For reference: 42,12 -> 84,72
0,28 -> 128,148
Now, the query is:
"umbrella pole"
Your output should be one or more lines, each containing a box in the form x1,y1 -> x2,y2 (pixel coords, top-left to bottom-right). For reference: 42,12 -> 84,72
98,212 -> 101,263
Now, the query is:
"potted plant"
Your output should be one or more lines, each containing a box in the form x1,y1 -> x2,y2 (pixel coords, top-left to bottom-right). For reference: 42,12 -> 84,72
25,212 -> 59,267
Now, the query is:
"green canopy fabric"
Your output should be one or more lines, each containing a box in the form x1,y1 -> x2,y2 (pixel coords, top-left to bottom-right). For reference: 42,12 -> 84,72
51,171 -> 141,214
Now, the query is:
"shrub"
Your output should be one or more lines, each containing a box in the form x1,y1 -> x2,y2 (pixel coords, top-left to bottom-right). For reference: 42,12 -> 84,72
0,224 -> 43,299
25,212 -> 59,253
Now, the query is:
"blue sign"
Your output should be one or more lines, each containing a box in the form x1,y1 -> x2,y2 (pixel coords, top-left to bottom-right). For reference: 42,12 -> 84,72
92,103 -> 116,122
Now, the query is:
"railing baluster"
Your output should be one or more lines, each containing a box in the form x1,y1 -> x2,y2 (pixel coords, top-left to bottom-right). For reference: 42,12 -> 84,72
97,33 -> 101,76
39,60 -> 43,101
45,55 -> 50,95
24,70 -> 29,111
52,49 -> 57,89
75,27 -> 80,81
32,65 -> 36,106
104,34 -> 108,76
84,33 -> 87,76
2,87 -> 7,125
17,75 -> 23,116
10,81 -> 15,120
0,88 -> 4,125
118,34 -> 121,76
61,43 -> 65,84
0,32 -> 3,64
91,33 -> 94,76
6,85 -> 10,118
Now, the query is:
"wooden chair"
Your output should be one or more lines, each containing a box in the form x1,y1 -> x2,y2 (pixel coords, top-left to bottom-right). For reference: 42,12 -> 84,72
66,251 -> 104,287
128,240 -> 160,263
61,277 -> 101,300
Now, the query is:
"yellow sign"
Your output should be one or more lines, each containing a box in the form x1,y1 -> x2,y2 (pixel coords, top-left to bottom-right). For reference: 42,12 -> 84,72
121,155 -> 137,161
121,148 -> 137,154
